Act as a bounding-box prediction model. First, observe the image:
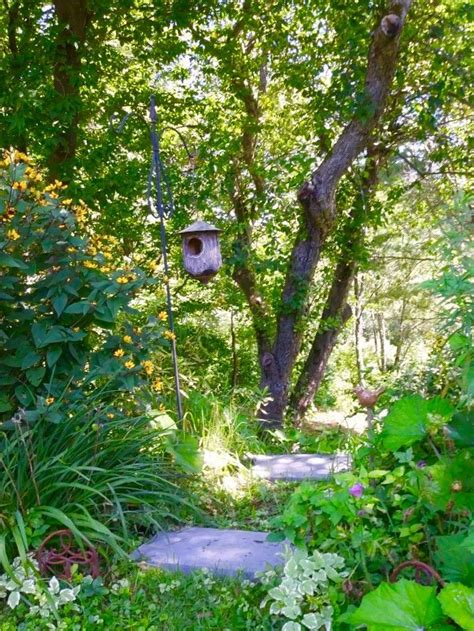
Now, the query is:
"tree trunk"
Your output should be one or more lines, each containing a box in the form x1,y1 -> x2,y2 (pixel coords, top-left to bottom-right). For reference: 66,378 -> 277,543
354,274 -> 365,385
288,230 -> 358,425
48,0 -> 91,180
256,1 -> 412,427
377,312 -> 387,372
230,310 -> 239,388
288,148 -> 384,423
224,0 -> 412,428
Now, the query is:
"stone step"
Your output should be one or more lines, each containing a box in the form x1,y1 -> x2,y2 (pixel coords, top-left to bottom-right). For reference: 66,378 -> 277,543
251,452 -> 351,481
131,527 -> 287,579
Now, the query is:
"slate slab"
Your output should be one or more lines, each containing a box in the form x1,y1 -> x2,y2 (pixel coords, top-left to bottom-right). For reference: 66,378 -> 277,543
251,453 -> 351,481
132,527 -> 287,578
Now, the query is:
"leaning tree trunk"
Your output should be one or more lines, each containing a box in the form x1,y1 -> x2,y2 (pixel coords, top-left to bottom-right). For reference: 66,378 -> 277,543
288,149 -> 383,424
289,278 -> 352,424
257,1 -> 412,427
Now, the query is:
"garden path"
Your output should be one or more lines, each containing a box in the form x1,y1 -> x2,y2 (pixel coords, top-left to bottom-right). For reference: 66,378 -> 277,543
133,452 -> 350,577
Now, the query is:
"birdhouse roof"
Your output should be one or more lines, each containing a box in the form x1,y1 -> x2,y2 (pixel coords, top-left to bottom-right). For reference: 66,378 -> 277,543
179,221 -> 221,235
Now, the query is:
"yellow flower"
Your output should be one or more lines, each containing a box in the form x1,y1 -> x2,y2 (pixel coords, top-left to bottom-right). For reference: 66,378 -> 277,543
49,191 -> 59,199
84,260 -> 98,269
164,330 -> 176,341
142,360 -> 153,376
152,378 -> 163,392
116,276 -> 129,284
114,348 -> 125,358
62,198 -> 73,205
46,397 -> 55,406
6,229 -> 20,241
124,360 -> 135,369
158,311 -> 167,322
107,413 -> 115,419
163,275 -> 170,284
123,335 -> 132,344
12,181 -> 27,191
67,247 -> 76,253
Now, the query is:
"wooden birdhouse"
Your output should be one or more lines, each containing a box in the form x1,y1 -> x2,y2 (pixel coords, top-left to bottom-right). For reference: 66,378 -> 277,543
179,221 -> 222,284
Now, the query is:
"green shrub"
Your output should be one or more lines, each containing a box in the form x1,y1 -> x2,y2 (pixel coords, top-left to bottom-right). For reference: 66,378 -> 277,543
0,150 -> 167,421
0,151 -> 194,565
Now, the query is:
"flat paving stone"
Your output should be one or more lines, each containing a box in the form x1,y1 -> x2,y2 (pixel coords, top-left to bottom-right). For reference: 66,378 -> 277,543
132,527 -> 287,578
251,452 -> 351,481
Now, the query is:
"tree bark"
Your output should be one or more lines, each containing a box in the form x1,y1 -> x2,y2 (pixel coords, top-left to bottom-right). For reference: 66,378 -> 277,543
355,274 -> 365,385
288,149 -> 383,423
257,0 -> 412,427
48,0 -> 91,180
377,312 -> 387,371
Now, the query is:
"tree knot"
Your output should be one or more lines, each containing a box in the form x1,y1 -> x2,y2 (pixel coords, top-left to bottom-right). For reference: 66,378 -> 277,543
298,181 -> 315,204
381,14 -> 401,37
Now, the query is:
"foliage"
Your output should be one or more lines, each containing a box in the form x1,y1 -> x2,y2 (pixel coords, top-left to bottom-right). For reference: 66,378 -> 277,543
379,395 -> 454,452
0,398 -> 192,563
0,151 -> 167,422
0,564 -> 273,630
260,548 -> 347,630
341,578 -> 445,630
437,583 -> 474,631
0,554 -> 80,619
344,579 -> 474,630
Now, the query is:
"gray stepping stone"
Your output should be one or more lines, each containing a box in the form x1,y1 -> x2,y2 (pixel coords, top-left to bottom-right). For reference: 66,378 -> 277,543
251,453 -> 351,481
132,527 -> 287,578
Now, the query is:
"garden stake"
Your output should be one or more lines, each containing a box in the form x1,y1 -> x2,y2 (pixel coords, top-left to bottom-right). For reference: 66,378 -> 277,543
149,95 -> 183,422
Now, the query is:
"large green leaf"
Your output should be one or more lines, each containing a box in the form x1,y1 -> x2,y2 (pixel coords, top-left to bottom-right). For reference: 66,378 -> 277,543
438,583 -> 474,630
435,530 -> 474,586
420,450 -> 474,511
380,396 -> 454,452
448,411 -> 474,448
342,579 -> 444,630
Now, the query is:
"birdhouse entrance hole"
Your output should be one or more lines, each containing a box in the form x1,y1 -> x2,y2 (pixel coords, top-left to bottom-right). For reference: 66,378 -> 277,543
187,237 -> 203,256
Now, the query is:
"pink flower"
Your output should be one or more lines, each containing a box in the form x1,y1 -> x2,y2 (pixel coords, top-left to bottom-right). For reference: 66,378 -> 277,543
349,482 -> 364,498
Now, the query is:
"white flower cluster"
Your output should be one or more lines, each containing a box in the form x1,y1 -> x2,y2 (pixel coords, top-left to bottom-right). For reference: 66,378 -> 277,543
0,555 -> 80,619
260,548 -> 348,631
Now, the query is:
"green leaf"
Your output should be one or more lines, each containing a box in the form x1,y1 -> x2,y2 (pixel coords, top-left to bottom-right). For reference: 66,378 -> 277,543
448,411 -> 474,448
20,352 -> 41,369
420,450 -> 474,511
52,293 -> 68,317
343,579 -> 444,630
14,384 -> 33,406
0,393 -> 12,413
64,301 -> 91,315
46,347 -> 63,368
166,433 -> 203,473
31,322 -> 47,348
380,396 -> 454,452
438,583 -> 474,630
26,366 -> 46,386
434,530 -> 474,586
0,252 -> 28,269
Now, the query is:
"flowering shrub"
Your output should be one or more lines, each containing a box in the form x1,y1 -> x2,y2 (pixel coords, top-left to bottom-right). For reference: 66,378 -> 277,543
0,150 -> 167,425
0,152 -> 196,567
260,548 -> 347,630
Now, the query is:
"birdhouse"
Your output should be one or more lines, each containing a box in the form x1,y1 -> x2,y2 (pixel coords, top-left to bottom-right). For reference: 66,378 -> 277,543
179,221 -> 222,284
